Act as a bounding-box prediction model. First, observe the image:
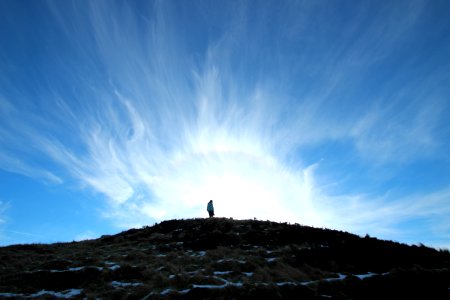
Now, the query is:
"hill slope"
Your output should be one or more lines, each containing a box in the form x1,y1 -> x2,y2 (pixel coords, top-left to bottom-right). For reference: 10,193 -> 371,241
1,218 -> 449,299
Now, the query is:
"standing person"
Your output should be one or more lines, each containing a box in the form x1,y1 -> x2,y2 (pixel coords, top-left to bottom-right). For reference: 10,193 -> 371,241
207,200 -> 214,218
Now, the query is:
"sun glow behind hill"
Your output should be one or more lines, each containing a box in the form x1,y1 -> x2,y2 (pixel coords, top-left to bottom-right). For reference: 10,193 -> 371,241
97,91 -> 325,229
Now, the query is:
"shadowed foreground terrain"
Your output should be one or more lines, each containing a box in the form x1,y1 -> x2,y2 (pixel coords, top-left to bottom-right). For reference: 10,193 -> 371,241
1,218 -> 449,299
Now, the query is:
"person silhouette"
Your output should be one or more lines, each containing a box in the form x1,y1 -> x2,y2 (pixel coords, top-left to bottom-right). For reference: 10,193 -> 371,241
207,200 -> 214,218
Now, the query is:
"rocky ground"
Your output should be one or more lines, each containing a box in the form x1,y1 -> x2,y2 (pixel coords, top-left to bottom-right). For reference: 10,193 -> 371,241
1,218 -> 449,299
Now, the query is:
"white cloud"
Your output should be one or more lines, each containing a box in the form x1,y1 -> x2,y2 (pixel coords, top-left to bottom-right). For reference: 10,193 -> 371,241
0,201 -> 10,244
316,188 -> 450,247
74,230 -> 99,242
0,201 -> 8,225
0,151 -> 62,185
350,93 -> 445,163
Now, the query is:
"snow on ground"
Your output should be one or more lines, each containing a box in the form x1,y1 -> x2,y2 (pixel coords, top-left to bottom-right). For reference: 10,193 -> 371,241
0,289 -> 83,299
145,271 -> 393,297
186,250 -> 208,257
189,250 -> 206,257
275,282 -> 297,287
0,293 -> 25,298
355,272 -> 377,280
158,288 -> 190,296
192,281 -> 244,289
324,273 -> 347,282
213,271 -> 233,275
108,264 -> 121,271
111,281 -> 143,288
160,288 -> 173,296
190,276 -> 244,289
34,289 -> 83,298
67,267 -> 85,272
46,266 -> 103,273
217,258 -> 246,264
298,272 -> 387,286
104,261 -> 121,270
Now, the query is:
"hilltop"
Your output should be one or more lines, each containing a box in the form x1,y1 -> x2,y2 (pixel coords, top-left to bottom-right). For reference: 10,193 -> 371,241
1,218 -> 449,299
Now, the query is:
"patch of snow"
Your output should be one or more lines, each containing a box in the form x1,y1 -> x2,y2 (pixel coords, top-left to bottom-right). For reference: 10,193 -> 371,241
320,295 -> 332,298
176,241 -> 183,245
355,272 -> 376,280
266,257 -> 278,263
230,282 -> 244,287
324,273 -> 347,281
30,289 -> 83,299
276,282 -> 296,287
111,281 -> 142,288
300,273 -> 348,286
192,277 -> 244,289
156,266 -> 165,271
58,289 -> 83,298
169,274 -> 176,279
192,284 -> 227,289
156,254 -> 167,257
214,271 -> 232,275
191,251 -> 206,257
179,289 -> 191,294
217,258 -> 246,264
186,269 -> 204,275
0,293 -> 24,298
243,272 -> 253,277
49,266 -> 102,273
160,288 -> 173,295
108,265 -> 121,271
67,267 -> 85,272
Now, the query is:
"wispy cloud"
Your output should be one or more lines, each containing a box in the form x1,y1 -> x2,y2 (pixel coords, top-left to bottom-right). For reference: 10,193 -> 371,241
351,91 -> 446,163
316,187 -> 450,245
74,230 -> 99,242
0,201 -> 8,225
0,201 -> 10,244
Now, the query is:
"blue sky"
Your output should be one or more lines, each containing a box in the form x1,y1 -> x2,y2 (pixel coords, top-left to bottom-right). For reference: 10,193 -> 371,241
1,0 -> 449,248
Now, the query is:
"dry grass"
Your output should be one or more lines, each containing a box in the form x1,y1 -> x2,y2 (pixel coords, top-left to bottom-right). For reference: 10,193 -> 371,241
1,218 -> 449,299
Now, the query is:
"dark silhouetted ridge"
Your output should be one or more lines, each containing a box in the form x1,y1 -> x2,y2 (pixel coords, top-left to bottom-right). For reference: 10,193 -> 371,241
1,218 -> 449,299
